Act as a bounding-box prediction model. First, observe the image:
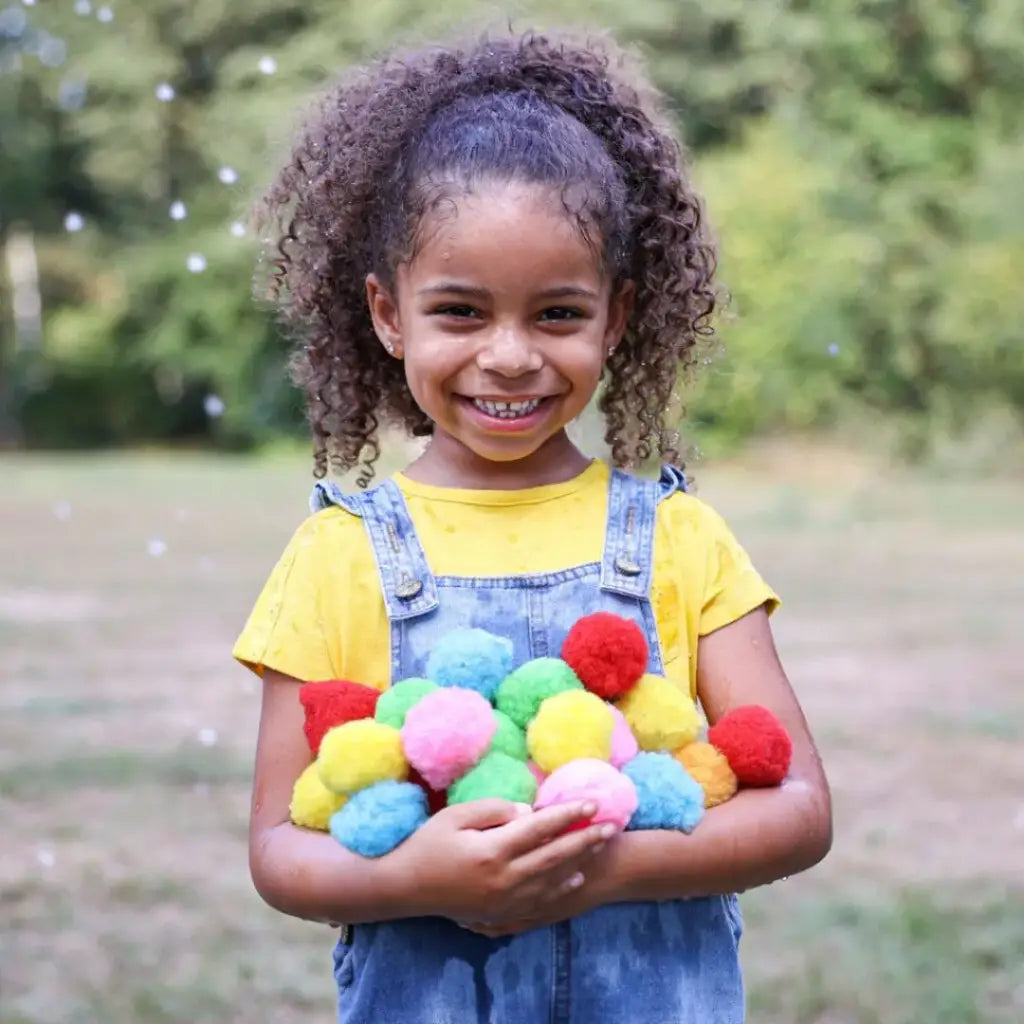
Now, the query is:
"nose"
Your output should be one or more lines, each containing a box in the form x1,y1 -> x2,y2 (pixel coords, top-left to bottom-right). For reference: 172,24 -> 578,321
475,325 -> 543,378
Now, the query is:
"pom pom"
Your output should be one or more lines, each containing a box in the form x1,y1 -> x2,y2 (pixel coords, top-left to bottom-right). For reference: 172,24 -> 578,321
527,689 -> 614,774
674,741 -> 738,808
408,766 -> 448,815
448,751 -> 538,805
534,759 -> 637,834
375,678 -> 438,729
401,687 -> 496,789
299,679 -> 381,755
495,658 -> 583,729
317,719 -> 408,794
622,752 -> 705,833
426,628 -> 514,700
561,613 -> 647,699
608,704 -> 640,768
615,674 -> 702,751
290,761 -> 348,831
330,781 -> 427,857
707,706 -> 792,786
490,710 -> 528,761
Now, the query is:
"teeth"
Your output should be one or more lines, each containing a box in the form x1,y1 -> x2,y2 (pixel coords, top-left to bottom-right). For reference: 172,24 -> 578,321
472,398 -> 542,419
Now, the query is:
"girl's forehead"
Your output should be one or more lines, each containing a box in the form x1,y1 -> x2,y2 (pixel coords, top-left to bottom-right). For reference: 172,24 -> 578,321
408,182 -> 605,282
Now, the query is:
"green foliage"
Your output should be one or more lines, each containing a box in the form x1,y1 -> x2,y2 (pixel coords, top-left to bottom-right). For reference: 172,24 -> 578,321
1,0 -> 1022,456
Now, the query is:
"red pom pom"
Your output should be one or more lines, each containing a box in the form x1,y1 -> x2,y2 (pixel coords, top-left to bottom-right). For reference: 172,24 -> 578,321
298,680 -> 380,755
561,613 -> 647,699
707,705 -> 792,787
408,767 -> 448,816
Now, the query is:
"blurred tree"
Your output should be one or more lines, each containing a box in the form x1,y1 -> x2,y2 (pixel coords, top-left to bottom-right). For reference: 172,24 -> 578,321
1,0 -> 1021,456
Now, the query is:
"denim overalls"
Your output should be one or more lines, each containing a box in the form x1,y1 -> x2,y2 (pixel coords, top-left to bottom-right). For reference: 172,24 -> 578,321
312,465 -> 745,1024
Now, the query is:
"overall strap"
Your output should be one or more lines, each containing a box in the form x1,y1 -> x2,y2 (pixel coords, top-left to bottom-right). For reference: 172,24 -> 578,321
600,465 -> 688,598
309,479 -> 440,622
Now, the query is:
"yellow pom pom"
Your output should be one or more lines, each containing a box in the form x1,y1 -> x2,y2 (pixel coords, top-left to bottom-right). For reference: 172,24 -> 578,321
615,674 -> 701,751
290,762 -> 348,831
527,690 -> 614,774
317,719 -> 408,794
674,741 -> 738,808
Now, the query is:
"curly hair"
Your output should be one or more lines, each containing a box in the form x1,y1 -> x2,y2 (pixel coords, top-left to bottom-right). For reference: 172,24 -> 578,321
257,29 -> 717,484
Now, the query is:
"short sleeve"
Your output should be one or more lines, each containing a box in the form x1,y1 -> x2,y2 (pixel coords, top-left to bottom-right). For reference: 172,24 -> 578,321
232,514 -> 338,681
698,503 -> 780,637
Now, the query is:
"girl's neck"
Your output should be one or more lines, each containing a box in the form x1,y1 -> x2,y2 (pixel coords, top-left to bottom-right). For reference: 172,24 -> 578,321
402,428 -> 592,491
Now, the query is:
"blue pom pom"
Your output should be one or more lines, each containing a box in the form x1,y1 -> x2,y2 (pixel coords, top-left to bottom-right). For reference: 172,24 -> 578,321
329,781 -> 428,857
426,628 -> 514,701
621,752 -> 705,833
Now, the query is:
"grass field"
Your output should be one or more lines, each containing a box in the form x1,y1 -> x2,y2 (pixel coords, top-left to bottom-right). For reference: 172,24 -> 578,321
2,445 -> 1022,1023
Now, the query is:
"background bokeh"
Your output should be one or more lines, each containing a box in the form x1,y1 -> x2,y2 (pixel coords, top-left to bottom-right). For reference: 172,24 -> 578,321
2,2 -> 1022,1023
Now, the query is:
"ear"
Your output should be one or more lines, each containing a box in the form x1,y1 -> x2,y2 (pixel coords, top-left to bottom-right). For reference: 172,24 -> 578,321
365,273 -> 404,359
604,279 -> 635,358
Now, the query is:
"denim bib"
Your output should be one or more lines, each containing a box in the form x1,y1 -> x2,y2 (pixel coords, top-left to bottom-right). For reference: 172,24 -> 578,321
311,466 -> 745,1023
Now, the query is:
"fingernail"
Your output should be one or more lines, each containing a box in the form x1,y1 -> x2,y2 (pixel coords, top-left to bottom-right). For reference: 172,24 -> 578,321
580,802 -> 597,817
568,872 -> 584,889
591,841 -> 606,856
599,823 -> 617,839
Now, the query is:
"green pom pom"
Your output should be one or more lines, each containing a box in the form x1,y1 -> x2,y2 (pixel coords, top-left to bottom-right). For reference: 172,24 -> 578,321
495,658 -> 583,729
490,710 -> 528,760
448,752 -> 538,805
374,678 -> 438,729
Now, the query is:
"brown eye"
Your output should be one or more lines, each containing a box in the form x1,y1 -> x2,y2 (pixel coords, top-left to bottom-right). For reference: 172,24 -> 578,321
434,304 -> 480,319
539,307 -> 584,322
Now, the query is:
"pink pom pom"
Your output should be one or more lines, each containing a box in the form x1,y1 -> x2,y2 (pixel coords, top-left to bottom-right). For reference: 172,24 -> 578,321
534,758 -> 637,834
401,688 -> 496,790
608,705 -> 639,769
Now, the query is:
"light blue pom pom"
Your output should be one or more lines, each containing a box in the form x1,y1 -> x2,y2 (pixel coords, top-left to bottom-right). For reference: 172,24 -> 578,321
329,781 -> 428,857
622,752 -> 705,833
426,628 -> 514,701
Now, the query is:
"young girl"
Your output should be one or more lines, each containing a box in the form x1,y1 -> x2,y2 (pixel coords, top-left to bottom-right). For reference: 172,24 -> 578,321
234,29 -> 831,1024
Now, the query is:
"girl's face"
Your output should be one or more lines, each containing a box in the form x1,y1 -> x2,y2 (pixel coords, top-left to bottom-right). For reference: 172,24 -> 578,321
367,182 -> 630,479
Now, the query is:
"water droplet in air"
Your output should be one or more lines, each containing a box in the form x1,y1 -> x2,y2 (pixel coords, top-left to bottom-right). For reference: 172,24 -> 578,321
186,253 -> 207,273
169,200 -> 187,221
53,501 -> 73,520
22,0 -> 37,7
64,212 -> 84,233
828,343 -> 840,356
37,846 -> 55,869
229,221 -> 246,238
258,55 -> 277,75
59,78 -> 87,111
74,0 -> 92,14
0,7 -> 27,34
96,5 -> 113,23
38,36 -> 67,67
155,82 -> 175,102
218,166 -> 238,185
198,727 -> 218,747
147,538 -> 168,558
203,394 -> 225,418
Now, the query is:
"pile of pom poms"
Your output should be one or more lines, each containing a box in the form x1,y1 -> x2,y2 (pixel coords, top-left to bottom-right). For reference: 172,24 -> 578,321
289,613 -> 793,857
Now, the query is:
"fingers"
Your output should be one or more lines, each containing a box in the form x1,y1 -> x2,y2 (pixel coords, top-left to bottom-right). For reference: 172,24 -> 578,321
512,818 -> 614,878
494,801 -> 598,858
439,798 -> 529,831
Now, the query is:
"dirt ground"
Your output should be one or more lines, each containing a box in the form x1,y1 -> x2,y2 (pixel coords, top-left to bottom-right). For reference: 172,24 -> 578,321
2,444 -> 1022,1023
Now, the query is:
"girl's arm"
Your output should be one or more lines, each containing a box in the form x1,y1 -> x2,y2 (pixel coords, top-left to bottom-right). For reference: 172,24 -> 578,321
248,670 -> 612,926
466,606 -> 832,934
597,605 -> 832,901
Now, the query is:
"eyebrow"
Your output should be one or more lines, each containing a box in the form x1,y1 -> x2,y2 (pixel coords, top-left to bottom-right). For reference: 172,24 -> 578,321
417,282 -> 599,300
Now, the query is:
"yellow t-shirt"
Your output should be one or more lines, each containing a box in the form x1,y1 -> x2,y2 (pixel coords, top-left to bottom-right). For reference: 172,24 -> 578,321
233,461 -> 778,699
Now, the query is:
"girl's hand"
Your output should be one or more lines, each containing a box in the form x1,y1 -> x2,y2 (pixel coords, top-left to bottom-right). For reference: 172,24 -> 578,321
386,798 -> 615,923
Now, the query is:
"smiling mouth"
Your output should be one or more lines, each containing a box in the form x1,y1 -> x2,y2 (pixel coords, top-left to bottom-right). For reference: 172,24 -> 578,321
469,397 -> 546,420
